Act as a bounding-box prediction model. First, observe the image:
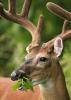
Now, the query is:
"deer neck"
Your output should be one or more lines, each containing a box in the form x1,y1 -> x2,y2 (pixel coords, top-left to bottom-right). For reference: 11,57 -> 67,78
39,60 -> 70,100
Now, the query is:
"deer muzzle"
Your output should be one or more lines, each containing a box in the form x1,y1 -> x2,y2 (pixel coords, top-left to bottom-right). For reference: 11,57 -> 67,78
11,64 -> 29,81
11,61 -> 33,81
11,70 -> 27,81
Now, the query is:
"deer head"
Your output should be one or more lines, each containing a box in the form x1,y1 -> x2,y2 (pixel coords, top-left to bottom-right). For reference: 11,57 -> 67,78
0,1 -> 71,88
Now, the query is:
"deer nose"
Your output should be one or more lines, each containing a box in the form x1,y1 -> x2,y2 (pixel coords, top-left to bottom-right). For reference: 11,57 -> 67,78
11,70 -> 26,81
11,71 -> 18,81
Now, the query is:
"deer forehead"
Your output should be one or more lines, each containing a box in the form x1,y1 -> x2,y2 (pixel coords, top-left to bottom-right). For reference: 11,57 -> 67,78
25,48 -> 48,60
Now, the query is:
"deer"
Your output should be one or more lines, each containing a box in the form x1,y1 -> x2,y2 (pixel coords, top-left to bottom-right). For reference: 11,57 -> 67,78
0,0 -> 71,100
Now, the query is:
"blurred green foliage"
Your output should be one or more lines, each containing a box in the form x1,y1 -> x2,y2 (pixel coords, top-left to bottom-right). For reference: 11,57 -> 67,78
0,0 -> 71,97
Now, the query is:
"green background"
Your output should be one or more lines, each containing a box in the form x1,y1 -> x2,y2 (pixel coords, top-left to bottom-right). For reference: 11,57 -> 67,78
0,0 -> 71,98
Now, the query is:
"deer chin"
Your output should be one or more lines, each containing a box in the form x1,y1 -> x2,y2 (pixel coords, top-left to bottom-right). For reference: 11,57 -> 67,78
32,76 -> 49,86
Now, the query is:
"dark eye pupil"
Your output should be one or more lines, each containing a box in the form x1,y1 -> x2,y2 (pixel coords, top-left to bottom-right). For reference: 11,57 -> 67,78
39,57 -> 47,62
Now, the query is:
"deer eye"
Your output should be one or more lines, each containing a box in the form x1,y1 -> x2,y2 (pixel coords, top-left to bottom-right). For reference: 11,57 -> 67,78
39,57 -> 47,62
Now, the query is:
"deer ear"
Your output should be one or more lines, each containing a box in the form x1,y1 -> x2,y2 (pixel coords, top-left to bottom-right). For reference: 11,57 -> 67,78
54,37 -> 63,57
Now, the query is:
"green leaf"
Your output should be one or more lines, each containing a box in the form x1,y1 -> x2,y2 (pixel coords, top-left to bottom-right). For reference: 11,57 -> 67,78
12,79 -> 22,91
12,77 -> 33,91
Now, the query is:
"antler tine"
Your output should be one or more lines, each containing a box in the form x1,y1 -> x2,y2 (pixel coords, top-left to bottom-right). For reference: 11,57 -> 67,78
21,0 -> 32,18
8,0 -> 16,14
26,15 -> 43,53
46,2 -> 71,21
33,15 -> 43,44
61,20 -> 71,40
37,15 -> 43,34
61,20 -> 69,34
